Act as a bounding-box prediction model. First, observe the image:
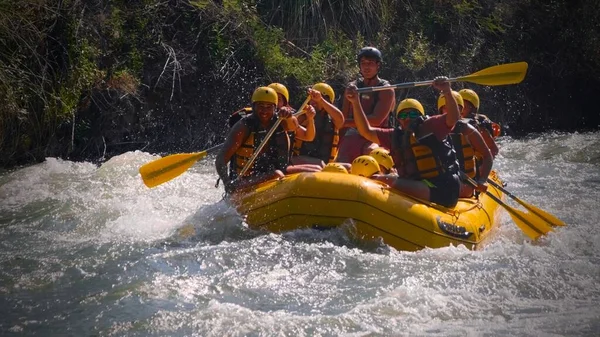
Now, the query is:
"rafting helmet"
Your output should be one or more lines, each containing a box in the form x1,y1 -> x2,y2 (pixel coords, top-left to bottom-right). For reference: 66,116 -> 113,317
459,89 -> 480,109
268,83 -> 289,105
437,91 -> 464,112
369,148 -> 394,171
357,47 -> 382,63
312,82 -> 335,103
351,155 -> 381,177
251,86 -> 278,106
396,98 -> 425,117
322,162 -> 348,174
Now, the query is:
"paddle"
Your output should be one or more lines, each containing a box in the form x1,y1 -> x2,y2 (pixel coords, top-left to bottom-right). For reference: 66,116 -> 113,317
139,96 -> 311,188
487,178 -> 566,227
357,62 -> 528,93
139,143 -> 224,188
238,95 -> 311,177
458,172 -> 553,240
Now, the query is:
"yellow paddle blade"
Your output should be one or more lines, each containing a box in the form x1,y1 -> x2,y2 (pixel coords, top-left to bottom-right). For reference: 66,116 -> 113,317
477,182 -> 552,241
516,198 -> 566,227
486,177 -> 566,227
457,62 -> 528,86
139,152 -> 207,188
506,207 -> 553,240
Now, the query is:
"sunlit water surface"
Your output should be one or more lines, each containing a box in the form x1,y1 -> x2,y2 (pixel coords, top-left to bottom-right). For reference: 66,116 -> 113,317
1,132 -> 599,336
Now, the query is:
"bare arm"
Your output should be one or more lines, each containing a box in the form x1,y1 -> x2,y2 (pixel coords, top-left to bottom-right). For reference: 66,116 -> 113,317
294,114 -> 316,141
432,77 -> 460,128
345,85 -> 380,144
480,128 -> 499,157
279,106 -> 298,132
282,116 -> 298,132
465,124 -> 493,190
215,121 -> 248,192
341,86 -> 353,124
309,88 -> 345,130
367,86 -> 394,127
343,84 -> 394,128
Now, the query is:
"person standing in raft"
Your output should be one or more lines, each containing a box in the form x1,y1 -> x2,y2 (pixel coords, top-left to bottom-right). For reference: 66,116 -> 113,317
291,82 -> 345,166
337,47 -> 395,163
215,86 -> 315,194
346,77 -> 461,208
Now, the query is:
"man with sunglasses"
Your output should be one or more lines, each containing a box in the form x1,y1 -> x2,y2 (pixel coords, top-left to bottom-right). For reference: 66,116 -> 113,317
345,77 -> 461,208
337,47 -> 395,163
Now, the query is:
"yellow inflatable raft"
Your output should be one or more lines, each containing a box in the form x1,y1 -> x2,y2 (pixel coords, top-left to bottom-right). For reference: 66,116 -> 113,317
231,171 -> 504,251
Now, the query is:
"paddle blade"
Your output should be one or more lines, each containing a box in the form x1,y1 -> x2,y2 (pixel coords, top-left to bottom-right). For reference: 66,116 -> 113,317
139,152 -> 207,188
522,202 -> 566,227
507,207 -> 553,240
458,62 -> 528,86
486,177 -> 566,227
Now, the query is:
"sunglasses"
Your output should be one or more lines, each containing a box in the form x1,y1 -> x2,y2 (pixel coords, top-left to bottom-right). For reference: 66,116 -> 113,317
397,110 -> 421,120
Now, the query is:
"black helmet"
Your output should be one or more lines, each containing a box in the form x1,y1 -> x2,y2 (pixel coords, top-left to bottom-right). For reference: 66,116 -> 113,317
357,47 -> 382,63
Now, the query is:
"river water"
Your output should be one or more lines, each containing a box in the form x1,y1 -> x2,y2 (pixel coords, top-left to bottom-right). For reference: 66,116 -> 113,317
1,132 -> 599,336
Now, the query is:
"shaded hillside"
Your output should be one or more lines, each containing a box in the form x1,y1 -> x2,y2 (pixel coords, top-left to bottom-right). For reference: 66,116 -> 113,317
1,0 -> 598,167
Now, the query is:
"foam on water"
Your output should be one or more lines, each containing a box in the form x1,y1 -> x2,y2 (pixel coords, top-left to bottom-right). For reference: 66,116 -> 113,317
1,133 -> 600,336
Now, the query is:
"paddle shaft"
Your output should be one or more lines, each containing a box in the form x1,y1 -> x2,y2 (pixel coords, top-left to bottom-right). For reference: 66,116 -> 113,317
356,62 -> 528,93
202,143 -> 224,154
238,96 -> 310,177
357,78 -> 453,93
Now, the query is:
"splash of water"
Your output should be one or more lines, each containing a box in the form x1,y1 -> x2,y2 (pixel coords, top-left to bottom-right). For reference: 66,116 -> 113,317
1,132 -> 599,336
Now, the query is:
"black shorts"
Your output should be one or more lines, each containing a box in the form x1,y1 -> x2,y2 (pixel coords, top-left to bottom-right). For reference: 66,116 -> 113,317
426,173 -> 460,208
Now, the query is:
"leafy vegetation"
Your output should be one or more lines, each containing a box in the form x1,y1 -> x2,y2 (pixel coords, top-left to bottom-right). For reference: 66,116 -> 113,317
0,0 -> 598,167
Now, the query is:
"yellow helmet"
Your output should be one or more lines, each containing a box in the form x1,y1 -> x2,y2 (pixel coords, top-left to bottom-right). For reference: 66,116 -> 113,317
268,83 -> 289,105
322,162 -> 348,174
312,82 -> 335,103
351,155 -> 381,177
458,88 -> 480,109
437,91 -> 464,112
369,148 -> 394,171
396,98 -> 424,117
252,86 -> 278,106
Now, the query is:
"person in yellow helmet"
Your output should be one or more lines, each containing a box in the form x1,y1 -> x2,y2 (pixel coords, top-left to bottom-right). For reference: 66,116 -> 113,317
345,77 -> 462,208
369,147 -> 395,175
351,155 -> 381,177
227,82 -> 298,128
216,86 -> 305,194
438,91 -> 493,197
267,82 -> 317,151
291,82 -> 345,166
337,47 -> 396,163
268,83 -> 290,109
458,88 -> 499,158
